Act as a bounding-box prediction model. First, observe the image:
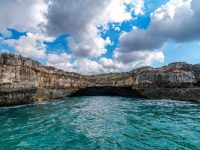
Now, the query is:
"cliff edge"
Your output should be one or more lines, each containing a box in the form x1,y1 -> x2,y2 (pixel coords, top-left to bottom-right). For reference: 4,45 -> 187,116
1,52 -> 200,106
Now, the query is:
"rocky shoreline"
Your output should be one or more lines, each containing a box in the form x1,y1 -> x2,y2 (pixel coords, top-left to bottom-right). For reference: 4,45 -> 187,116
1,52 -> 200,106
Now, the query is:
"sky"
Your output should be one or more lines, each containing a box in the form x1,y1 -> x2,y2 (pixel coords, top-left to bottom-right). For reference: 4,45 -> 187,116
0,0 -> 200,75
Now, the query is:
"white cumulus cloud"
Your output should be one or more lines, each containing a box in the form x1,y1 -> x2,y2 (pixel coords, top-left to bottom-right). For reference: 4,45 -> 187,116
4,32 -> 52,58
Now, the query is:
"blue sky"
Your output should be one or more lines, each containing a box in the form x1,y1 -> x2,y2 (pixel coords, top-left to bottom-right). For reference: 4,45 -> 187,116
0,0 -> 200,74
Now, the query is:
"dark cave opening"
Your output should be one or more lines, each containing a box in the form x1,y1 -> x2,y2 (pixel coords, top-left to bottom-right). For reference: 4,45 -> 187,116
70,86 -> 145,97
194,81 -> 200,87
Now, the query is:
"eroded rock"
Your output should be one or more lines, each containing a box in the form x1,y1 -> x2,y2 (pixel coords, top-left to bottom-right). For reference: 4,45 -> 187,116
1,52 -> 200,106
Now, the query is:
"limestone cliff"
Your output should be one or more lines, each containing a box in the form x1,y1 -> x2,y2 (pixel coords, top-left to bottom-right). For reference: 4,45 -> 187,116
0,52 -> 200,106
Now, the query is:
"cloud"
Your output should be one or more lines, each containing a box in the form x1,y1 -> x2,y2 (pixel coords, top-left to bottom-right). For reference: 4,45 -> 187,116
0,0 -> 51,58
99,58 -> 117,70
0,0 -> 166,74
45,0 -> 144,37
4,32 -> 51,58
134,0 -> 144,15
114,49 -> 164,66
45,0 -> 112,58
47,53 -> 103,74
118,0 -> 200,53
46,49 -> 163,75
73,59 -> 104,75
114,27 -> 121,31
67,36 -> 110,58
0,0 -> 47,36
47,53 -> 75,72
45,0 -> 144,58
125,0 -> 144,16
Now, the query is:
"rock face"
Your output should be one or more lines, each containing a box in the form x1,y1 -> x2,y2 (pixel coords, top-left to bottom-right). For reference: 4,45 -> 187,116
0,52 -> 200,106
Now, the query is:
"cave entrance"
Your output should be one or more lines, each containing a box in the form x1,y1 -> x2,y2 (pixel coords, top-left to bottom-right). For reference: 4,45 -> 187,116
70,86 -> 145,97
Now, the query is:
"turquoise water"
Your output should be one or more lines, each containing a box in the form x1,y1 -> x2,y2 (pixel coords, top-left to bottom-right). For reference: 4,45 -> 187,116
0,96 -> 200,150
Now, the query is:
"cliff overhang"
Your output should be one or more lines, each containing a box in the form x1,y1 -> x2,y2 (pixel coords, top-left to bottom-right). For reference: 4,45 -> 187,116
1,52 -> 200,106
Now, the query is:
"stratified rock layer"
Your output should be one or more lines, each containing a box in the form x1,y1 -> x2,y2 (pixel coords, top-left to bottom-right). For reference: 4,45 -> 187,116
1,52 -> 200,106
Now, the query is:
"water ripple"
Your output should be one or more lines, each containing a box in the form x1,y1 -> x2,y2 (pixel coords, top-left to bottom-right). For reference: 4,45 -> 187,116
0,96 -> 200,149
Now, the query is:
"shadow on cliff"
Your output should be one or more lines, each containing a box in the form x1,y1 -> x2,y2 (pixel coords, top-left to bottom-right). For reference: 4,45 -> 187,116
70,86 -> 145,97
